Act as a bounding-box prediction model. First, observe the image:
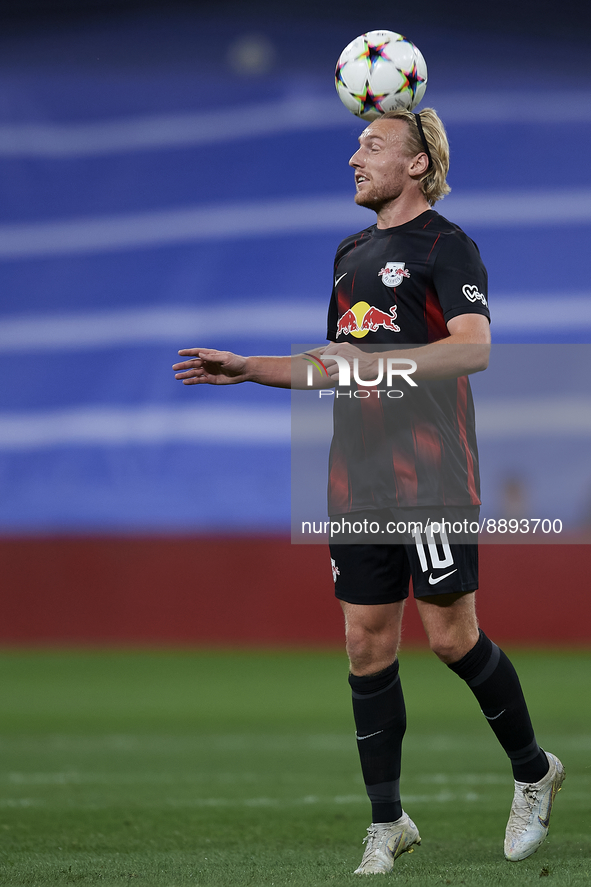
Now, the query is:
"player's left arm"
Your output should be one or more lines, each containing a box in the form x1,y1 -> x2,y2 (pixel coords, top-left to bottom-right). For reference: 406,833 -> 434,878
322,313 -> 490,382
410,312 -> 491,379
407,311 -> 491,379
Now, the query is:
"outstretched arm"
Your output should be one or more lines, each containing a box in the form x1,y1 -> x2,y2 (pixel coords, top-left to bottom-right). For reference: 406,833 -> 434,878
322,314 -> 491,382
172,347 -> 332,389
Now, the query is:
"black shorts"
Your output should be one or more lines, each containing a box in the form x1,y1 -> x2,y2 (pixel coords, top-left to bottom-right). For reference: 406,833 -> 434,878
329,530 -> 479,605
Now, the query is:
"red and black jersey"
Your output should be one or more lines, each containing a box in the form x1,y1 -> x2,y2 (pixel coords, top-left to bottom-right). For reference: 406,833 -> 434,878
326,209 -> 490,515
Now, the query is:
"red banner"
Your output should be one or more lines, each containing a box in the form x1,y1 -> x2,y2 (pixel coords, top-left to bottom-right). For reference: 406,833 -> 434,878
0,537 -> 589,646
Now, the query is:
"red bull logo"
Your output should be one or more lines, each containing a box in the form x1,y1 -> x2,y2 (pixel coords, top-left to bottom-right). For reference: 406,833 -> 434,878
336,302 -> 400,338
361,305 -> 400,332
335,308 -> 359,337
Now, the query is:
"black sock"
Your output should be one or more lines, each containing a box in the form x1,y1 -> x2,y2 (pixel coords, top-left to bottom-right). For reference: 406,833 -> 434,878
349,659 -> 406,823
448,629 -> 549,783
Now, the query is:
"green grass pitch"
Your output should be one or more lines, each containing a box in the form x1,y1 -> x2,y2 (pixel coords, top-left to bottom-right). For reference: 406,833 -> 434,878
0,647 -> 589,886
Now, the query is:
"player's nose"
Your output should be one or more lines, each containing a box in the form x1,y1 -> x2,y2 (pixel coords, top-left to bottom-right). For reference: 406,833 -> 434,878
349,148 -> 363,167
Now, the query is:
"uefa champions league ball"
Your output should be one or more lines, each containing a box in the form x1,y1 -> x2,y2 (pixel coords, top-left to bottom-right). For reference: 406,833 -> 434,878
335,30 -> 428,121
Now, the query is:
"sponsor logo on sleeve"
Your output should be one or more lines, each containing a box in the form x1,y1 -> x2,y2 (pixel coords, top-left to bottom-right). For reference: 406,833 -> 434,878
462,284 -> 488,306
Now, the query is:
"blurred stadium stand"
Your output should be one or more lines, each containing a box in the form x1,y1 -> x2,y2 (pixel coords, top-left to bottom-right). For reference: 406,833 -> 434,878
1,0 -> 591,38
0,2 -> 590,644
1,2 -> 591,532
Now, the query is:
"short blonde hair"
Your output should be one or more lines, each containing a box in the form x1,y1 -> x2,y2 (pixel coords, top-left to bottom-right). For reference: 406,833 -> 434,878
381,108 -> 451,205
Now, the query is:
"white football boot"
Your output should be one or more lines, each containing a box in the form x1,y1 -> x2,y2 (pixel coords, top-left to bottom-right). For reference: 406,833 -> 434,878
354,812 -> 421,875
504,751 -> 565,861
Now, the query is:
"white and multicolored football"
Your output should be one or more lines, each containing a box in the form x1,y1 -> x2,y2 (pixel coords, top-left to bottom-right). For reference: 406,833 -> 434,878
335,30 -> 428,121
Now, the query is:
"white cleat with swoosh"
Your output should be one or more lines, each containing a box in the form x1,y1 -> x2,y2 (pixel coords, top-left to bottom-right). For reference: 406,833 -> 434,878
504,751 -> 565,861
354,812 -> 421,874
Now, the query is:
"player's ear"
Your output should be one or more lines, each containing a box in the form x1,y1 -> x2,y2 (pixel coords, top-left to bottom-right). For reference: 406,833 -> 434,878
409,152 -> 430,177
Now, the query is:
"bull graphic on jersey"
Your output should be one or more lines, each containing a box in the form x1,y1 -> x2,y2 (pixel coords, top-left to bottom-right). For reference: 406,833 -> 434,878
335,308 -> 359,337
378,262 -> 411,288
336,303 -> 400,338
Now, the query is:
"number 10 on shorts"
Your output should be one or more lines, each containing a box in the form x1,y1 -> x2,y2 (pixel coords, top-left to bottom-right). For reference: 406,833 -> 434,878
412,523 -> 454,572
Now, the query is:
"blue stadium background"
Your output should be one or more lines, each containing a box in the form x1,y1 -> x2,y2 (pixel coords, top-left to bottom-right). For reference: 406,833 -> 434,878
1,2 -> 591,535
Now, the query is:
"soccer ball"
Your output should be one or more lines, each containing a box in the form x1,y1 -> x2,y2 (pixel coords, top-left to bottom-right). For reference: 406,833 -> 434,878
335,30 -> 428,121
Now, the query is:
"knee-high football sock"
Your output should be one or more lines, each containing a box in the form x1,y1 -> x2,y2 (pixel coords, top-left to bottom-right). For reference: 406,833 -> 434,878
448,629 -> 548,783
348,659 -> 406,823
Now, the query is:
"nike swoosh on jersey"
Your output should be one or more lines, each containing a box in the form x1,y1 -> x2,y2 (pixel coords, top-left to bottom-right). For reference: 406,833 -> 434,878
334,272 -> 347,287
428,569 -> 458,585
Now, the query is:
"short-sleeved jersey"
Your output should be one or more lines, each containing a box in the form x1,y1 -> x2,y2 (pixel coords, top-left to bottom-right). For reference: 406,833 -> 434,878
325,209 -> 490,515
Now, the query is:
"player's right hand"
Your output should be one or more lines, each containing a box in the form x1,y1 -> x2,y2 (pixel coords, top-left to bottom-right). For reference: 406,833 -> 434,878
173,348 -> 249,385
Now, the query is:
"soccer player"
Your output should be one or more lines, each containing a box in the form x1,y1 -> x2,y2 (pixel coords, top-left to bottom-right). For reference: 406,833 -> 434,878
172,109 -> 564,874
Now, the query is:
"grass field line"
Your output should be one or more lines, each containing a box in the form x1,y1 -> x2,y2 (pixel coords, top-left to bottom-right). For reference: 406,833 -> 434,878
3,789 -> 588,811
0,733 -> 354,753
5,770 -> 561,786
164,791 -> 484,807
419,772 -> 591,786
1,732 -> 590,752
0,791 -> 487,809
3,772 -> 587,794
0,798 -> 42,807
5,771 -> 215,785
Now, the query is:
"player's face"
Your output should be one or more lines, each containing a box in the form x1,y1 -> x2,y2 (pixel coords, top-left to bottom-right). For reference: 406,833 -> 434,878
349,118 -> 415,210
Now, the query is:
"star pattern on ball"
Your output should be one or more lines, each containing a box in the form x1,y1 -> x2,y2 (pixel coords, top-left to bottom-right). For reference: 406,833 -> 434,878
334,59 -> 348,89
396,60 -> 426,99
352,80 -> 388,116
360,38 -> 391,73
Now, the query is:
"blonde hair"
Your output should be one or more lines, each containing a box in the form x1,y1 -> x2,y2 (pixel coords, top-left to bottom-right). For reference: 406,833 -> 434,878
381,108 -> 451,205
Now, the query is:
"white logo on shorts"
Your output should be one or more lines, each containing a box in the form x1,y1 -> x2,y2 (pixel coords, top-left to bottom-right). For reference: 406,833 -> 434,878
428,569 -> 458,585
331,558 -> 340,583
